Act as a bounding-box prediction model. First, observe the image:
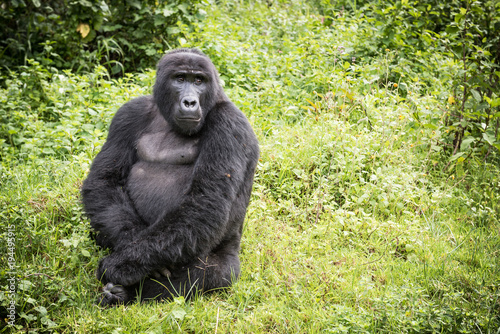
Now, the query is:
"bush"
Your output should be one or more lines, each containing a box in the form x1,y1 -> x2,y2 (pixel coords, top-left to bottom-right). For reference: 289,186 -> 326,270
317,0 -> 500,169
0,0 -> 203,75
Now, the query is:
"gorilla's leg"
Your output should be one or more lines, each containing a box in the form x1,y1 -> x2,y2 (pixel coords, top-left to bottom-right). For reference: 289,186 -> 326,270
141,248 -> 240,301
96,247 -> 240,306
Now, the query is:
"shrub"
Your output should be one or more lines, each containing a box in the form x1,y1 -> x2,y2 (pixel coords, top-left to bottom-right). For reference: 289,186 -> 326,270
0,0 -> 203,75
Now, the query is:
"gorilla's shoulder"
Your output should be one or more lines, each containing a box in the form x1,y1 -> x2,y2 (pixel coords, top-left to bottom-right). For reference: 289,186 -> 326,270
107,95 -> 155,138
115,95 -> 155,118
211,101 -> 248,123
112,96 -> 155,123
208,101 -> 258,146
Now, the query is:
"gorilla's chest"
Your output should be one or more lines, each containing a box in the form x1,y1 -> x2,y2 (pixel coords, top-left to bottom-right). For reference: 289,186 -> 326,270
136,132 -> 199,165
127,130 -> 200,224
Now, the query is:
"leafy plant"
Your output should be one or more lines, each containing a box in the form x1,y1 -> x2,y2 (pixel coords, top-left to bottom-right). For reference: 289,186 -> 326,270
318,0 -> 500,168
439,1 -> 500,170
0,0 -> 203,76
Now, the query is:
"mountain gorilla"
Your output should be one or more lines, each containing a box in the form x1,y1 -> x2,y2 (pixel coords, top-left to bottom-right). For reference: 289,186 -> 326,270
81,48 -> 259,306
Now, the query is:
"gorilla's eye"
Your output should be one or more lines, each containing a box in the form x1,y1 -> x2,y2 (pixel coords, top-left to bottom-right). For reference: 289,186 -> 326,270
194,77 -> 203,85
176,75 -> 185,82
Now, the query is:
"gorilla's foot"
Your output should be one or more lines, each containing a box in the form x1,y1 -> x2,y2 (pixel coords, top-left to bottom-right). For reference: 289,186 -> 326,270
150,267 -> 172,279
96,283 -> 129,306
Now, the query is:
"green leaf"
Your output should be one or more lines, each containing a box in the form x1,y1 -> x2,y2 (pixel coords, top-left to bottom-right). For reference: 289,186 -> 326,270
145,48 -> 157,56
470,89 -> 481,102
449,152 -> 465,162
154,16 -> 166,26
41,317 -> 57,327
42,148 -> 55,154
177,3 -> 188,15
483,132 -> 496,146
446,26 -> 459,34
127,0 -> 141,10
34,306 -> 48,316
18,280 -> 33,291
461,136 -> 476,150
490,98 -> 500,107
171,307 -> 186,320
167,27 -> 180,35
20,313 -> 37,322
163,8 -> 175,17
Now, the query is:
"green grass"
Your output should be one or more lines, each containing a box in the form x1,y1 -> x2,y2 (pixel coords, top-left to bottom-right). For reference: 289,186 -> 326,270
1,1 -> 499,333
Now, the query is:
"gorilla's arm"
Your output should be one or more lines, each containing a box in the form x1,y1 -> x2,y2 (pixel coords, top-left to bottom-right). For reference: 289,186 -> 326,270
97,102 -> 259,286
81,98 -> 150,249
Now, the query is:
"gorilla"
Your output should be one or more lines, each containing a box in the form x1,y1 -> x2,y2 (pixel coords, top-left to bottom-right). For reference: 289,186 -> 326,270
81,48 -> 259,306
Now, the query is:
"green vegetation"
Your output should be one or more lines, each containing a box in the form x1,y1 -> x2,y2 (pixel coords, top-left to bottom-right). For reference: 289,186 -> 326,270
0,0 -> 201,74
1,0 -> 499,333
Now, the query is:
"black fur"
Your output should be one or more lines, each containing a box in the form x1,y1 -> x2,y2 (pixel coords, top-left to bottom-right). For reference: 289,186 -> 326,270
81,48 -> 259,306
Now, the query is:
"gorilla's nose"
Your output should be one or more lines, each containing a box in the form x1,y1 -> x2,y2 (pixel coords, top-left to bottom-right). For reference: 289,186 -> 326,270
180,96 -> 199,114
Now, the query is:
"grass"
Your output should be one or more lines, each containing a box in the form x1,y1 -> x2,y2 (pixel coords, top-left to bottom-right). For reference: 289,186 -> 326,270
1,1 -> 499,333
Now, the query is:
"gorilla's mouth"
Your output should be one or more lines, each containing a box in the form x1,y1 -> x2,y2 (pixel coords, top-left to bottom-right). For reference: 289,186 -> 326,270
176,117 -> 201,122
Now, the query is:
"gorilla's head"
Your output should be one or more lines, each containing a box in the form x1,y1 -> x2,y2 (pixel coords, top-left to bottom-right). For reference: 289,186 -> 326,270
153,48 -> 224,136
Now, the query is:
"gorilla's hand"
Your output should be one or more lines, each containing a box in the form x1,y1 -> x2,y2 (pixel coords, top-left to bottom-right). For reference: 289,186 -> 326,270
96,253 -> 148,286
96,283 -> 129,306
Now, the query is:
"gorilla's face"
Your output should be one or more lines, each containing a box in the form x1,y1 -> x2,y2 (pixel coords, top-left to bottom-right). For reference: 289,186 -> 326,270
154,50 -> 222,136
169,70 -> 208,134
